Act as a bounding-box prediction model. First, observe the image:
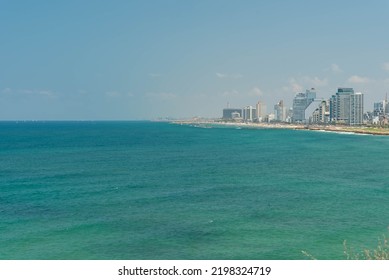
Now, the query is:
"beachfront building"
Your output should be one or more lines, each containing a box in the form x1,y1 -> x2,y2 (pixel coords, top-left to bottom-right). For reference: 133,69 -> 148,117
255,101 -> 267,122
231,111 -> 241,120
373,97 -> 388,117
292,88 -> 316,123
274,100 -> 286,122
265,113 -> 275,122
311,108 -> 320,124
372,97 -> 389,126
310,100 -> 330,124
330,88 -> 364,125
223,108 -> 243,120
242,106 -> 256,122
374,101 -> 384,116
350,92 -> 364,125
384,94 -> 389,115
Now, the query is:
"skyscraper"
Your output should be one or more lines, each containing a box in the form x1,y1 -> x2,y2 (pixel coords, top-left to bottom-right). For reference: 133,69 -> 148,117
242,106 -> 256,122
349,92 -> 363,125
386,94 -> 389,115
274,100 -> 286,122
330,88 -> 364,125
292,88 -> 316,123
255,101 -> 267,121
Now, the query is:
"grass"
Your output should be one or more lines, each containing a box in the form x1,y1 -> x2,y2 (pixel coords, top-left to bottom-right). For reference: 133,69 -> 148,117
302,235 -> 389,260
343,236 -> 389,260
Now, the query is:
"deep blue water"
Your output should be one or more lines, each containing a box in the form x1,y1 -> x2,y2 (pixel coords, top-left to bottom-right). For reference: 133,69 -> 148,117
1,121 -> 388,259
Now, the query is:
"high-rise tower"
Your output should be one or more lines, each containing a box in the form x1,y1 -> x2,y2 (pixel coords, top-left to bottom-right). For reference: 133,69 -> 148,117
292,88 -> 316,123
330,88 -> 363,125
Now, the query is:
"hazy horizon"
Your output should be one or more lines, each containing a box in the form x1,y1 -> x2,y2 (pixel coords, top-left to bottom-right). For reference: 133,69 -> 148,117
1,0 -> 389,120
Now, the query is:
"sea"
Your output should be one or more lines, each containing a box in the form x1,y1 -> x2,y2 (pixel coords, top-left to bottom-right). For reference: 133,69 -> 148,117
1,121 -> 388,260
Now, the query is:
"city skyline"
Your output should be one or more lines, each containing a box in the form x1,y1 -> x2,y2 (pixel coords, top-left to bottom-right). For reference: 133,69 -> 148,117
1,1 -> 389,120
222,86 -> 367,126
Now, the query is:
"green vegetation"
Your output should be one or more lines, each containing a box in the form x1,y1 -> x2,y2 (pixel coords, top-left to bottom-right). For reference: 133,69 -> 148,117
302,235 -> 389,260
343,236 -> 389,260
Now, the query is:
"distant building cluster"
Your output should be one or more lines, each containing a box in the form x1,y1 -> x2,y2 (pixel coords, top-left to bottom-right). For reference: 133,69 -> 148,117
371,97 -> 389,126
221,87 -> 385,126
222,101 -> 268,122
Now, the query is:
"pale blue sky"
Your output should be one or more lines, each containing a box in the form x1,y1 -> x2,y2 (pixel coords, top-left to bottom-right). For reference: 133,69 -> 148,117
1,0 -> 389,120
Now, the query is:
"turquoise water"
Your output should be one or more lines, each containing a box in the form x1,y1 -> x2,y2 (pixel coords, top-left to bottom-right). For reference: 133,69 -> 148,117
1,121 -> 389,259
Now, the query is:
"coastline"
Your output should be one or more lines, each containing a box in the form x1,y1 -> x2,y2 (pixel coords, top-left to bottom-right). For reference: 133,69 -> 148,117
172,120 -> 389,136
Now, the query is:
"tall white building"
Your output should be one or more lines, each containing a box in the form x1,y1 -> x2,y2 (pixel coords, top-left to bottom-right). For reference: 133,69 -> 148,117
350,92 -> 364,125
274,100 -> 286,122
255,101 -> 267,121
242,106 -> 256,122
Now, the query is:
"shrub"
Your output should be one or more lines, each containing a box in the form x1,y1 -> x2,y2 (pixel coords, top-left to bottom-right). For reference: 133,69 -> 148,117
302,235 -> 389,260
344,236 -> 389,260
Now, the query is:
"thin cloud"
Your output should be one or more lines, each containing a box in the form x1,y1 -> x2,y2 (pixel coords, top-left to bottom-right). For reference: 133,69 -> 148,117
149,73 -> 162,78
220,90 -> 240,97
146,92 -> 177,100
77,89 -> 88,95
105,91 -> 134,98
302,76 -> 328,87
216,72 -> 242,79
347,75 -> 371,84
287,78 -> 303,93
283,76 -> 327,94
105,91 -> 122,98
2,88 -> 58,98
36,90 -> 57,98
331,63 -> 343,73
382,63 -> 389,72
248,87 -> 263,97
2,88 -> 12,94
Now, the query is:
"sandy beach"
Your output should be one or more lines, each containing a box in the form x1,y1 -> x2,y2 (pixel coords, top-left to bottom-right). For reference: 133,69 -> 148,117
172,120 -> 389,136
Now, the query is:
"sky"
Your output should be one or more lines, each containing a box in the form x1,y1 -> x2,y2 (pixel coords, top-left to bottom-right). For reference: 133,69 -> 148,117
1,0 -> 389,120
